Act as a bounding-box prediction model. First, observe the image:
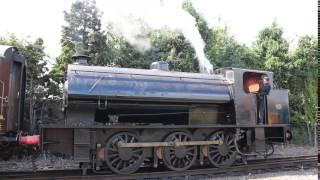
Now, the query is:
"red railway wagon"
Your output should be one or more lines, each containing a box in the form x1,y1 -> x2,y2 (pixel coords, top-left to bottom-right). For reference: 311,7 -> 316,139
0,46 -> 26,135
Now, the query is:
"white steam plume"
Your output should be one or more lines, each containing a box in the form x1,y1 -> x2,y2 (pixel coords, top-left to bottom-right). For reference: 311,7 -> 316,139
97,0 -> 213,74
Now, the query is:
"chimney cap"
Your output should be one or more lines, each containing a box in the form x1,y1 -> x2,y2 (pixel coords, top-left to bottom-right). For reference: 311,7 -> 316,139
71,52 -> 91,60
72,52 -> 91,65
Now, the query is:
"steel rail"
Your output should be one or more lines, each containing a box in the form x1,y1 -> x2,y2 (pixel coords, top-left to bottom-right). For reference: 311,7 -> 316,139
0,155 -> 316,180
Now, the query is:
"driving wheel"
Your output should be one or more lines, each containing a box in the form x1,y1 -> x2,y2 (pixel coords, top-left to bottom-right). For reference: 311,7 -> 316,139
162,131 -> 197,171
105,132 -> 144,174
207,131 -> 237,167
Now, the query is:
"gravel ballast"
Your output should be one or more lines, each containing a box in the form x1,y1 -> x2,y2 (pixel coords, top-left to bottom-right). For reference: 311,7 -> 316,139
201,168 -> 317,180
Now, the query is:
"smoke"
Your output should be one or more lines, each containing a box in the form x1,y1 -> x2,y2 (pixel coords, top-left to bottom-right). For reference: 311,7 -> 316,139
98,0 -> 213,74
107,16 -> 152,52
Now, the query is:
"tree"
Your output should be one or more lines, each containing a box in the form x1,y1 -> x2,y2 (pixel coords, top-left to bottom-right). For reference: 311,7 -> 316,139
253,22 -> 290,88
105,27 -> 198,72
206,27 -> 256,68
183,1 -> 255,69
103,29 -> 148,69
147,30 -> 198,72
182,1 -> 212,45
50,0 -> 109,91
288,36 -> 317,144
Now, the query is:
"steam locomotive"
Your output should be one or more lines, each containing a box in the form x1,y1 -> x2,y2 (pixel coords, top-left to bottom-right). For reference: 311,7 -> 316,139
0,45 -> 292,174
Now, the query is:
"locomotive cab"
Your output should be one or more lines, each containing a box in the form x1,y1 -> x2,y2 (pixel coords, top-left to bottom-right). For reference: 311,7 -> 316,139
218,68 -> 290,125
218,68 -> 291,153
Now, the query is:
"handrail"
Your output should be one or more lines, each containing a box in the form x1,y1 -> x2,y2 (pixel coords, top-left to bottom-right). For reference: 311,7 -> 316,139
0,80 -> 4,120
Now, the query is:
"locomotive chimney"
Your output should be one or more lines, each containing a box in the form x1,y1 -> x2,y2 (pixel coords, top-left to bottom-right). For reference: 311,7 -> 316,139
72,52 -> 91,65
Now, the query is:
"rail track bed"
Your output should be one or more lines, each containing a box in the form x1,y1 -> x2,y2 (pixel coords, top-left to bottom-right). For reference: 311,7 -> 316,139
0,155 -> 317,180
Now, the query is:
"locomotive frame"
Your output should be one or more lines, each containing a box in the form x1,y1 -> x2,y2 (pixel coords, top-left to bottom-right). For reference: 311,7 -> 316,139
0,46 -> 292,175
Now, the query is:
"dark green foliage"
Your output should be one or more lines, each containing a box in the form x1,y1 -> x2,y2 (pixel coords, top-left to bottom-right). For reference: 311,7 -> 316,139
50,0 -> 109,89
253,22 -> 290,88
288,36 -> 317,126
147,31 -> 198,72
206,27 -> 256,68
105,32 -> 149,69
182,1 -> 212,45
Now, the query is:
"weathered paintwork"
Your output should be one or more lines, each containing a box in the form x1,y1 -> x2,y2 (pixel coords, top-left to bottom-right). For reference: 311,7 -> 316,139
267,90 -> 290,124
46,64 -> 291,166
0,45 -> 26,134
66,64 -> 233,103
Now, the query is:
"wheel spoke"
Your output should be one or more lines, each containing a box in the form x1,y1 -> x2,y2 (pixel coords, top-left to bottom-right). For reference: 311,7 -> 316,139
182,158 -> 187,166
212,152 -> 220,159
227,137 -> 233,145
185,156 -> 191,163
210,145 -> 218,149
132,153 -> 141,159
216,156 -> 222,163
186,146 -> 195,151
226,135 -> 230,142
221,134 -> 225,141
111,157 -> 120,165
124,161 -> 129,169
179,159 -> 183,168
186,151 -> 195,156
133,148 -> 143,153
115,160 -> 122,169
119,135 -> 125,142
108,153 -> 119,158
172,158 -> 177,166
209,149 -> 219,153
183,135 -> 188,141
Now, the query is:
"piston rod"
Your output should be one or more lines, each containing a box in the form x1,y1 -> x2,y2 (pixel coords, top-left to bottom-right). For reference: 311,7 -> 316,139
118,140 -> 222,148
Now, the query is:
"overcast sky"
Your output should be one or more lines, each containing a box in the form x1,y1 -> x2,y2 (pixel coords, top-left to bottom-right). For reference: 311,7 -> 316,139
0,0 -> 317,59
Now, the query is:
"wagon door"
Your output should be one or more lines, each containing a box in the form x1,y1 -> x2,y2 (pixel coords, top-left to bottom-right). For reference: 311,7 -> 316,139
8,61 -> 23,131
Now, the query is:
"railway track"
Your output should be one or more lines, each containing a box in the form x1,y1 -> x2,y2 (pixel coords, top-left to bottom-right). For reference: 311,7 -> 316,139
0,155 -> 317,180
